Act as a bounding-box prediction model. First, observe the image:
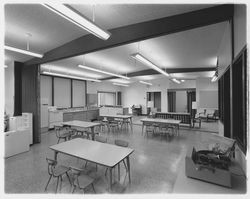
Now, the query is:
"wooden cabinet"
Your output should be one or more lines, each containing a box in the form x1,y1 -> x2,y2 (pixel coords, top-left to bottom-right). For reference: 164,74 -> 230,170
62,109 -> 99,122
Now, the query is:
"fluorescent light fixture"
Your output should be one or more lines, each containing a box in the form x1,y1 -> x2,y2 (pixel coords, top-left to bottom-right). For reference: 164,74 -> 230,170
181,80 -> 185,82
78,64 -> 130,80
172,78 -> 181,84
4,45 -> 43,58
113,83 -> 129,87
43,71 -> 101,82
4,65 -> 8,68
139,80 -> 152,86
42,4 -> 111,40
131,53 -> 169,77
211,76 -> 218,82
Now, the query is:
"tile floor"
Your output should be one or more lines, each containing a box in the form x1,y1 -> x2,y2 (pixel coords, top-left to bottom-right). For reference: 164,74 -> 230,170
4,118 -> 221,194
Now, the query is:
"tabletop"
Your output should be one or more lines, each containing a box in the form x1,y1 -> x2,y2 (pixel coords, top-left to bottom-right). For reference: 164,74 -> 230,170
62,120 -> 100,128
140,118 -> 181,124
101,114 -> 132,119
49,138 -> 134,167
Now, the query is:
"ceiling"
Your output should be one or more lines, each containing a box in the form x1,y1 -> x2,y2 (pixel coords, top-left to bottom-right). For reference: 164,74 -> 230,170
5,3 -> 226,82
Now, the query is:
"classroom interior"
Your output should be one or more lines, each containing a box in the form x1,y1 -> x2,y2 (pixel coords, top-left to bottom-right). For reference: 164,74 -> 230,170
3,3 -> 248,196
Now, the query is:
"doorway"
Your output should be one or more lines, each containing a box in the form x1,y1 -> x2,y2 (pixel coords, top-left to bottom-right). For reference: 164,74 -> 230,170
146,92 -> 161,114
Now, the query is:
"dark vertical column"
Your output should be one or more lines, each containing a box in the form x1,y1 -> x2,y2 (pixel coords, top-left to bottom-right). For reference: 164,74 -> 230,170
14,61 -> 23,116
22,64 -> 41,144
229,17 -> 234,138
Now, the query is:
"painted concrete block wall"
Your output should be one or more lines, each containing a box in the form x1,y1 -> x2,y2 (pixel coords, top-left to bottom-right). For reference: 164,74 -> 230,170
4,61 -> 14,117
196,77 -> 218,109
87,81 -> 121,94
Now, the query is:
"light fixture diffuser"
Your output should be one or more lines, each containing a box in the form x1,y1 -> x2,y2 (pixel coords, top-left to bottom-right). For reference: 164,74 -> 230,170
42,4 -> 111,40
211,76 -> 218,82
113,83 -> 129,87
43,71 -> 101,82
4,45 -> 43,58
139,81 -> 152,86
172,78 -> 181,84
78,64 -> 130,80
131,53 -> 169,77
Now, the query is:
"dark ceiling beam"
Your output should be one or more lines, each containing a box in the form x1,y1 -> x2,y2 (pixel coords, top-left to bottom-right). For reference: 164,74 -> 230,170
25,4 -> 234,66
101,67 -> 216,80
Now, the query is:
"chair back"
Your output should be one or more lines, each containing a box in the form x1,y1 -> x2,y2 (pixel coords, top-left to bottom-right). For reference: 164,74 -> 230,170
46,158 -> 57,176
54,125 -> 63,138
95,135 -> 107,143
114,139 -> 129,147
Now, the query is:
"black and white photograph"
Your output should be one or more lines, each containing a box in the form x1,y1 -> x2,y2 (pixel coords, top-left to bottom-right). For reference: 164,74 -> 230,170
1,0 -> 248,198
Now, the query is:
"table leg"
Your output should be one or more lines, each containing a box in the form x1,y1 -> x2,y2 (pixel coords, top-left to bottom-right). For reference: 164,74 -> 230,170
109,167 -> 113,191
54,151 -> 58,161
141,123 -> 144,136
118,163 -> 120,182
91,127 -> 95,140
130,117 -> 133,132
126,156 -> 131,184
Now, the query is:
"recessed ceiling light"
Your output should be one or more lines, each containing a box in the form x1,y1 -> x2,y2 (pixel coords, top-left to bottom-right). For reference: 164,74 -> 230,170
131,53 -> 169,77
43,71 -> 101,82
42,3 -> 111,40
78,64 -> 130,80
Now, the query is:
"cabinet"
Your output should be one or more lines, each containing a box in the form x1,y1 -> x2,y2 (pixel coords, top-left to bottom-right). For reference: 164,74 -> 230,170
5,129 -> 30,158
22,113 -> 33,145
49,111 -> 63,128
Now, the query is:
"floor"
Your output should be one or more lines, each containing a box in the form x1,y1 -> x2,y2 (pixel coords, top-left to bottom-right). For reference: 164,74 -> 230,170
5,116 -> 223,194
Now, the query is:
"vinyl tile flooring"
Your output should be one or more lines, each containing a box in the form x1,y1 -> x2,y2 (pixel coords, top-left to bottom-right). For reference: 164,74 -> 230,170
4,118 -> 221,194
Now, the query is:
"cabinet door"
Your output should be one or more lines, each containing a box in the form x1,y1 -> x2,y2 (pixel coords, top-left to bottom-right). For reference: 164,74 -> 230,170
63,113 -> 73,122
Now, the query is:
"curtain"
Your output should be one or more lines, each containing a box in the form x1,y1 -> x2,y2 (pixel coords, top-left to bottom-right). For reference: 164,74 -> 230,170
187,91 -> 196,117
168,91 -> 176,112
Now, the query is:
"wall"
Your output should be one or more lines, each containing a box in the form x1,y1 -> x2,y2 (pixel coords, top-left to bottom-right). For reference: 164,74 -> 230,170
217,22 -> 232,78
4,61 -> 14,117
87,81 -> 121,94
234,5 -> 246,57
196,78 -> 218,109
233,4 -> 247,175
217,5 -> 247,174
122,77 -> 169,114
176,91 -> 187,112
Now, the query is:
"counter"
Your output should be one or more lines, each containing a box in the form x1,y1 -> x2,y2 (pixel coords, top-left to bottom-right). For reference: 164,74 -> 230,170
48,108 -> 99,129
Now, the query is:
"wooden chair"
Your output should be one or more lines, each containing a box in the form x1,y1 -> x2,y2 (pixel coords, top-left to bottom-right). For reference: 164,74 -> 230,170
54,125 -> 71,144
70,166 -> 95,194
44,158 -> 71,193
107,117 -> 120,133
144,122 -> 154,137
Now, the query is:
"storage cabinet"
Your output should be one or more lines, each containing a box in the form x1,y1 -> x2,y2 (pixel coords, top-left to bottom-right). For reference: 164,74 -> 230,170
49,111 -> 63,128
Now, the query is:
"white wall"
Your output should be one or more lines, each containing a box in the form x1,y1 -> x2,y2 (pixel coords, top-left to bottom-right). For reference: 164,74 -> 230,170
169,80 -> 196,89
234,5 -> 246,57
217,22 -> 232,78
196,78 -> 218,109
122,77 -> 169,114
4,61 -> 14,117
176,91 -> 187,112
87,81 -> 121,94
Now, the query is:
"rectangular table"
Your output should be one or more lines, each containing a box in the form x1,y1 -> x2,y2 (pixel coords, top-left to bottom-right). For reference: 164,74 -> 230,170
101,114 -> 133,132
62,120 -> 100,140
140,118 -> 181,136
49,138 -> 134,191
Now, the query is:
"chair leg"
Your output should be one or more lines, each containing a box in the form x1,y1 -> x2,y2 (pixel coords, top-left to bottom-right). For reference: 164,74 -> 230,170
44,175 -> 52,191
85,161 -> 88,168
72,185 -> 76,193
57,138 -> 60,144
122,160 -> 128,171
66,172 -> 71,186
55,177 -> 60,193
92,183 -> 96,193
